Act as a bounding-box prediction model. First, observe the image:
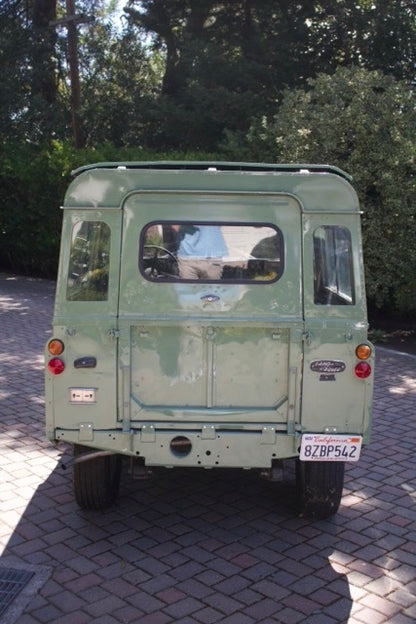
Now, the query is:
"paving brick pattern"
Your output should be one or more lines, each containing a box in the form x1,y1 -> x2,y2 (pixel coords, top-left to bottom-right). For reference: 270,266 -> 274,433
0,273 -> 415,624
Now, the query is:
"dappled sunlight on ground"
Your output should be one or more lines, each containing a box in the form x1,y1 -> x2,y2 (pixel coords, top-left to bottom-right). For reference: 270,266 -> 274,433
389,375 -> 416,395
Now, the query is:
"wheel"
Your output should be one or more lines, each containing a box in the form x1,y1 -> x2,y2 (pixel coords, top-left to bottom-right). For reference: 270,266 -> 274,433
296,460 -> 345,519
73,444 -> 122,510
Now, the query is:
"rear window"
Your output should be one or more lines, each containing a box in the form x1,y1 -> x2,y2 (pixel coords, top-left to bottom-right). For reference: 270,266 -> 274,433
66,221 -> 111,301
313,226 -> 355,305
140,222 -> 283,283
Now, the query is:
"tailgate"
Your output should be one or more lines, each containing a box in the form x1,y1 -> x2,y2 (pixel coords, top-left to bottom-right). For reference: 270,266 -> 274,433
129,324 -> 291,420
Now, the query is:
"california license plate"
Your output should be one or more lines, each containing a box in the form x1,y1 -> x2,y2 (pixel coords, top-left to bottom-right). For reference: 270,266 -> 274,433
300,434 -> 362,462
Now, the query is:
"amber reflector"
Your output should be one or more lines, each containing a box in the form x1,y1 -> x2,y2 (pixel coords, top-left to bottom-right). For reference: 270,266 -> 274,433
355,344 -> 371,360
48,339 -> 64,356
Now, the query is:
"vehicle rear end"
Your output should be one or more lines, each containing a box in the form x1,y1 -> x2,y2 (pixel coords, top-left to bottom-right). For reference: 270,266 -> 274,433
45,162 -> 374,517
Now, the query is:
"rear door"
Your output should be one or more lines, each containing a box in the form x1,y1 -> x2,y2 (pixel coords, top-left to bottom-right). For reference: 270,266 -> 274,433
118,192 -> 303,431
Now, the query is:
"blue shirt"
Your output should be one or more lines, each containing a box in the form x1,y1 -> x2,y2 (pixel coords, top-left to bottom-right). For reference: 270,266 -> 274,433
178,226 -> 227,258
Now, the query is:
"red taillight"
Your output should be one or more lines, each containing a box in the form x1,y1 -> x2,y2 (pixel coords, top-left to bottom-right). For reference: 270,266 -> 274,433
48,357 -> 65,375
355,362 -> 371,379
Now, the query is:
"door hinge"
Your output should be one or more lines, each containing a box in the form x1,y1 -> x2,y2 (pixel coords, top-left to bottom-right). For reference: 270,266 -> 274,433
79,422 -> 94,441
261,426 -> 276,444
141,424 -> 156,443
201,425 -> 216,440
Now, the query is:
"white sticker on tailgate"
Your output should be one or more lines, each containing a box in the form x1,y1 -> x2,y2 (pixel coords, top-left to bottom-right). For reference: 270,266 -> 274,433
300,434 -> 362,462
69,388 -> 96,404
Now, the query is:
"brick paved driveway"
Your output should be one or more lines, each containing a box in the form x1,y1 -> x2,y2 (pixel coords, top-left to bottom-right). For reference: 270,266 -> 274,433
1,273 -> 415,624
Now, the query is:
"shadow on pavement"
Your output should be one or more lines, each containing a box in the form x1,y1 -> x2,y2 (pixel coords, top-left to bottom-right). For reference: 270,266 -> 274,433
1,455 -> 353,623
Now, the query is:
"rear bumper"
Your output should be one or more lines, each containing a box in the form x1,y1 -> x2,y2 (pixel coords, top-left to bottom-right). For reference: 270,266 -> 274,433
52,426 -> 300,468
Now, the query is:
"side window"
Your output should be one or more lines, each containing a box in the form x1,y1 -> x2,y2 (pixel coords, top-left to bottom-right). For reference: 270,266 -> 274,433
140,223 -> 283,283
66,221 -> 111,301
313,226 -> 355,305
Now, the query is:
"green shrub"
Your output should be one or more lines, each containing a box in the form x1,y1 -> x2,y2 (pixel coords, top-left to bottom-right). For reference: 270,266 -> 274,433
223,67 -> 416,314
0,142 -> 218,278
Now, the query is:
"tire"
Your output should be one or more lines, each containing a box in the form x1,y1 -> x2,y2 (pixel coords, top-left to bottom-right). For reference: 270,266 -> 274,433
73,444 -> 122,510
296,459 -> 345,519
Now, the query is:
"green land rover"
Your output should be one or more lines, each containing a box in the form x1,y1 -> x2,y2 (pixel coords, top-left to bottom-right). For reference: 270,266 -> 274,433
45,162 -> 374,518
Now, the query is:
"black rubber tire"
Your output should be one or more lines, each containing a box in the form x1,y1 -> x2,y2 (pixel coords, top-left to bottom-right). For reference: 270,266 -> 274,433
73,444 -> 122,510
296,459 -> 345,519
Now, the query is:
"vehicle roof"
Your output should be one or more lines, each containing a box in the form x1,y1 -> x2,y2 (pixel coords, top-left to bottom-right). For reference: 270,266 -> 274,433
64,161 -> 359,212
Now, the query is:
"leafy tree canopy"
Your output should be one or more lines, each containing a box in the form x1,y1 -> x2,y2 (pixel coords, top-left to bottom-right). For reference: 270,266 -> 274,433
225,66 -> 415,312
1,2 -> 415,312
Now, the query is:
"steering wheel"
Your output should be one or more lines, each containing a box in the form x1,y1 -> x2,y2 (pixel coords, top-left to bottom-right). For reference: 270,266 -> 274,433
143,245 -> 178,278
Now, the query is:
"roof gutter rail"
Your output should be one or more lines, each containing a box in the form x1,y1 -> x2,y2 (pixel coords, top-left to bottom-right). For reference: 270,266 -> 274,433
71,161 -> 353,182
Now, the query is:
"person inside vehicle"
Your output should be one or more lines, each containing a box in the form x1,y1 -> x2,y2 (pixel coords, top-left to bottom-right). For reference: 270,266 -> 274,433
171,224 -> 227,279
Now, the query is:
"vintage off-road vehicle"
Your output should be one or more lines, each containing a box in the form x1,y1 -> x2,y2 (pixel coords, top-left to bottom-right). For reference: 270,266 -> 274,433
45,162 -> 374,518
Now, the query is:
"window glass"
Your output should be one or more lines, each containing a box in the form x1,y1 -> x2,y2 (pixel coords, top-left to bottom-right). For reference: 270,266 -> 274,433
67,221 -> 111,301
140,223 -> 283,283
313,226 -> 355,305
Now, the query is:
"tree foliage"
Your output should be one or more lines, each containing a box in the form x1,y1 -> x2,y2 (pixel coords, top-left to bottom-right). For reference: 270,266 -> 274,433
0,0 -> 63,141
2,1 -> 415,147
122,0 -> 415,150
0,1 -> 415,312
226,67 -> 415,312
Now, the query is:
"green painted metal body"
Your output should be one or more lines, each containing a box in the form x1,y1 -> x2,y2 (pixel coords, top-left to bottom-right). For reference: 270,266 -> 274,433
45,162 -> 373,469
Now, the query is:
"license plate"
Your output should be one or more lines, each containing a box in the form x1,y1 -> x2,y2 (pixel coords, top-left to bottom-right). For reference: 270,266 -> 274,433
300,434 -> 362,462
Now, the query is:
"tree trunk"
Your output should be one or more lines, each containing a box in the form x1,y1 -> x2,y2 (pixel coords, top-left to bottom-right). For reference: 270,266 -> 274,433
32,0 -> 58,105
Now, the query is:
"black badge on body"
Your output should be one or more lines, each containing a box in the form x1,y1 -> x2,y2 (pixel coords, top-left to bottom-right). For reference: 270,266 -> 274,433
310,360 -> 346,374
